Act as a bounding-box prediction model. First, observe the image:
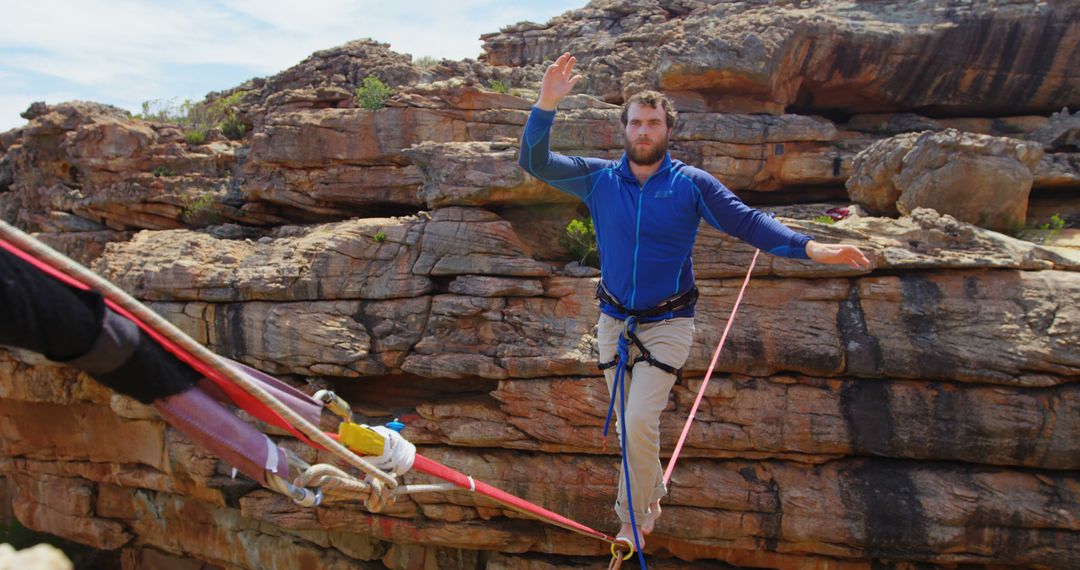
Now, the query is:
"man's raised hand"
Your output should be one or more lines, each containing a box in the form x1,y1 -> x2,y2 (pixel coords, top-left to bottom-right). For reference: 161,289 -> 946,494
536,52 -> 583,111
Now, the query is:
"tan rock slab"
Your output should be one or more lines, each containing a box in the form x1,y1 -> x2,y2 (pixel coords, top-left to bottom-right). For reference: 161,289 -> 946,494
479,374 -> 1080,470
0,400 -> 166,469
482,1 -> 1080,116
847,129 -> 1043,232
8,473 -> 132,550
95,219 -> 432,302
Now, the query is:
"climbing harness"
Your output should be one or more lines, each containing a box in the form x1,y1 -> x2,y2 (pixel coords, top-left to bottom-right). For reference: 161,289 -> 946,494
596,283 -> 698,382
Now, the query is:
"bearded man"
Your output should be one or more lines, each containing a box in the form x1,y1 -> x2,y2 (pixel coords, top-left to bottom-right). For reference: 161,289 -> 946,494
518,52 -> 870,547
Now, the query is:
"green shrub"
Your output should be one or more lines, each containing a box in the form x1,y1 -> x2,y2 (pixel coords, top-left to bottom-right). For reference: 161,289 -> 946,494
355,76 -> 393,110
135,98 -> 188,123
489,79 -> 509,94
220,115 -> 247,140
211,92 -> 248,139
1018,213 -> 1072,243
180,192 -> 220,226
136,91 -> 249,140
562,217 -> 599,267
184,129 -> 207,145
373,231 -> 387,242
413,55 -> 439,69
152,166 -> 177,177
1038,213 -> 1067,234
812,215 -> 836,225
1022,213 -> 1069,242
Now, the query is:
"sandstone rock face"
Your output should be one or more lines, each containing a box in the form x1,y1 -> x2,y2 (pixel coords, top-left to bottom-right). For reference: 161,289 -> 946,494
482,374 -> 1080,469
1027,107 -> 1080,150
847,129 -> 1044,231
8,205 -> 1077,569
893,132 -> 1043,231
1035,151 -> 1080,189
404,141 -> 572,208
482,0 -> 1080,116
0,101 -> 269,268
2,2 -> 1079,570
841,112 -> 1080,192
250,40 -> 420,110
93,219 -> 433,302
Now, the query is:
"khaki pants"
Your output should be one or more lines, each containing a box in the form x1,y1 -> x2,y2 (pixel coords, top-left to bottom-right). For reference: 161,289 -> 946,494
597,313 -> 695,524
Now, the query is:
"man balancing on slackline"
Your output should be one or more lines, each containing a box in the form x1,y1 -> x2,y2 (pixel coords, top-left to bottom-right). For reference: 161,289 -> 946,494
518,52 -> 871,547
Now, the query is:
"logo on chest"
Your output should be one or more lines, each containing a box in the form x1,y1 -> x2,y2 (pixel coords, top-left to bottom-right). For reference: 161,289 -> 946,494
651,189 -> 674,199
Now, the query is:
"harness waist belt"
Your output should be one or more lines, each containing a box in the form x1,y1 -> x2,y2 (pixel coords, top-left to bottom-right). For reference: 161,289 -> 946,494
596,284 -> 695,382
596,283 -> 698,320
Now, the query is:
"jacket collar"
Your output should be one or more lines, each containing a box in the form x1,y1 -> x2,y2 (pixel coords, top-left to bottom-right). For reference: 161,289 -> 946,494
615,152 -> 675,182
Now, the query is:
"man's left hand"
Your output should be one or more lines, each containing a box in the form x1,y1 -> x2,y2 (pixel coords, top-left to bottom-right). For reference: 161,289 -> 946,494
805,241 -> 871,269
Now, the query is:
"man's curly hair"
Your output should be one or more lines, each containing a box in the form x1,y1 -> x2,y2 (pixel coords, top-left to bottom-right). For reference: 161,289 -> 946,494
620,90 -> 677,130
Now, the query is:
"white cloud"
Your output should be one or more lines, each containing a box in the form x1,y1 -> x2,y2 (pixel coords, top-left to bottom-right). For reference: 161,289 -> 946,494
0,0 -> 584,131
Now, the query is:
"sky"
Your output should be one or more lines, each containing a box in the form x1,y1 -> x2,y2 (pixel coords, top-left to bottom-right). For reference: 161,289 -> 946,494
0,0 -> 586,132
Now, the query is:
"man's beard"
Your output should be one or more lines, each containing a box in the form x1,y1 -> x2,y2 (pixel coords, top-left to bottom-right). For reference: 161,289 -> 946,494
625,136 -> 668,166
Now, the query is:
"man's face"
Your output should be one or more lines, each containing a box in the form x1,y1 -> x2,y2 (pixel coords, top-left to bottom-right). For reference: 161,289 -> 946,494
624,102 -> 671,166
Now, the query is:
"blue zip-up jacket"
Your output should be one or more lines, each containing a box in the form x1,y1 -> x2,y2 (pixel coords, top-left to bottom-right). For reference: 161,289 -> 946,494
519,106 -> 813,320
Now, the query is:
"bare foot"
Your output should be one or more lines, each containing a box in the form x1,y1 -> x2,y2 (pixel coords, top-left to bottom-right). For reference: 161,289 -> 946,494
641,501 -> 661,535
616,522 -> 645,550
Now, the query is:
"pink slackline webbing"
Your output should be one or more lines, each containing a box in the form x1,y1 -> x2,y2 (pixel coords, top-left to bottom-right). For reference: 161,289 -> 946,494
663,249 -> 760,485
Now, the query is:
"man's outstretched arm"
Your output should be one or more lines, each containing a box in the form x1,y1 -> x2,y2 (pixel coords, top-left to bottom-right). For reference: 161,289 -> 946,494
691,172 -> 870,268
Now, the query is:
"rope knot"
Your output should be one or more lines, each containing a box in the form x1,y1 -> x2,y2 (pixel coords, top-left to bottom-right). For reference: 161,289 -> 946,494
364,475 -> 397,513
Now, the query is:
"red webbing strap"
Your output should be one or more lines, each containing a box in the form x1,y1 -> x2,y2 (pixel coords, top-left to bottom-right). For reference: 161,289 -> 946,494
411,455 -> 617,545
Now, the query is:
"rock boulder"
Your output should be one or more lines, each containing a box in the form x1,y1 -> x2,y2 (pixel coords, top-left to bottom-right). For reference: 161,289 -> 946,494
847,129 -> 1043,231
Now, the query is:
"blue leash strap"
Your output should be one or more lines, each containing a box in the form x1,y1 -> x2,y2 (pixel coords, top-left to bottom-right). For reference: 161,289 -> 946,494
602,316 -> 635,438
602,316 -> 648,569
